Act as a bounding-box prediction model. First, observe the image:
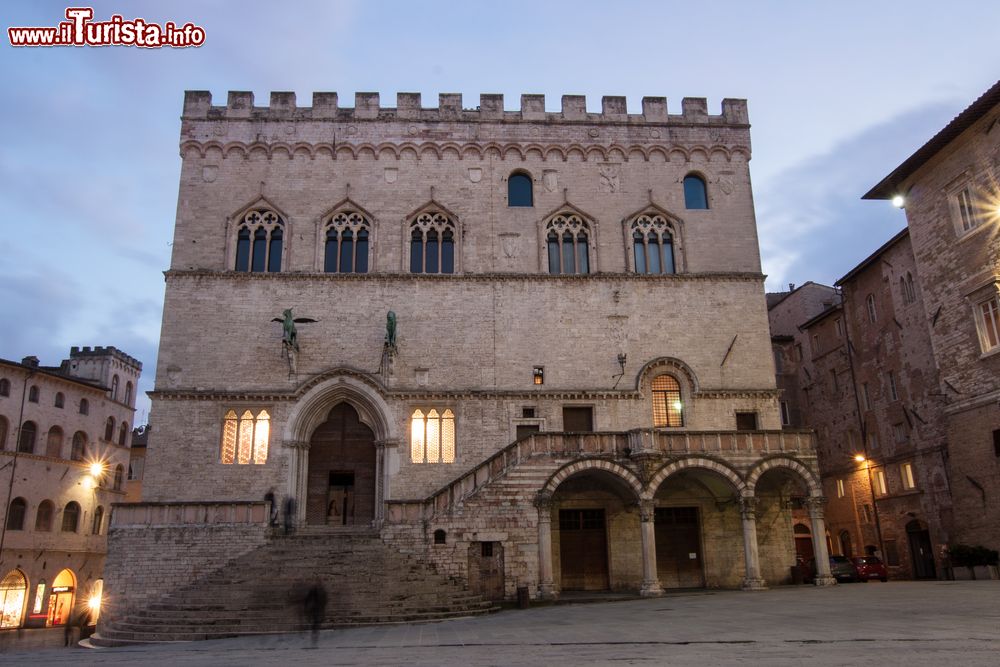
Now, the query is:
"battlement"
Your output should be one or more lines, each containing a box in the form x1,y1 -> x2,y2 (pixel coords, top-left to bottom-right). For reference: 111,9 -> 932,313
182,91 -> 749,126
69,345 -> 143,370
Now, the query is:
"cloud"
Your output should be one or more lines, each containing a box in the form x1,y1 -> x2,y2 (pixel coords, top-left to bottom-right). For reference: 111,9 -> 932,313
756,100 -> 961,291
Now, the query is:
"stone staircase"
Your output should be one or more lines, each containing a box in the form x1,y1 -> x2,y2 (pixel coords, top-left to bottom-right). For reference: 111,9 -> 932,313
91,527 -> 497,646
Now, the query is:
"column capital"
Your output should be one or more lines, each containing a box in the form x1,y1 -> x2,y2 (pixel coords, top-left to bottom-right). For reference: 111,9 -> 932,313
374,438 -> 400,450
639,500 -> 656,523
739,496 -> 758,520
281,439 -> 308,450
534,492 -> 553,512
804,496 -> 827,518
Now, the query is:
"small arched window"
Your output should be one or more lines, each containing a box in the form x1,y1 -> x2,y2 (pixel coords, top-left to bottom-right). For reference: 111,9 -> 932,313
111,375 -> 119,401
508,172 -> 533,207
409,212 -> 456,274
0,378 -> 9,397
71,432 -> 87,461
79,398 -> 89,415
866,294 -> 877,323
433,529 -> 447,545
631,214 -> 676,274
17,421 -> 36,454
118,422 -> 129,448
905,272 -> 916,304
104,417 -> 115,442
124,382 -> 133,407
113,465 -> 124,491
54,392 -> 64,409
683,174 -> 709,209
651,375 -> 684,427
546,213 -> 590,275
0,416 -> 7,450
234,209 -> 284,273
324,211 -> 370,274
6,498 -> 26,531
46,426 -> 63,458
92,506 -> 105,535
35,500 -> 54,532
61,502 -> 80,533
28,386 -> 39,403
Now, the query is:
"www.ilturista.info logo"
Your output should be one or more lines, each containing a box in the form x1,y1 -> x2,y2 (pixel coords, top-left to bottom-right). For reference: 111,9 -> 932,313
8,7 -> 206,48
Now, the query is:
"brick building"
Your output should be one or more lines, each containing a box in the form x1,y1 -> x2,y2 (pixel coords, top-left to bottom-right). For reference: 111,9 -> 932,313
0,347 -> 140,630
864,80 -> 1000,555
98,90 -> 832,643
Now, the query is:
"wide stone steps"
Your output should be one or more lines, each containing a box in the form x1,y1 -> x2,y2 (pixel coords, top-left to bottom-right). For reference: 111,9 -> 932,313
92,532 -> 497,647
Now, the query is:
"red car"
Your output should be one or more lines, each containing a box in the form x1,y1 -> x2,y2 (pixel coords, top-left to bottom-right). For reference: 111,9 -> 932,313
853,556 -> 888,582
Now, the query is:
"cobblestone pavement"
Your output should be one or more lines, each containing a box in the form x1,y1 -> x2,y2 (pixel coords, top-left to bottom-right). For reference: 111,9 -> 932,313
3,581 -> 999,666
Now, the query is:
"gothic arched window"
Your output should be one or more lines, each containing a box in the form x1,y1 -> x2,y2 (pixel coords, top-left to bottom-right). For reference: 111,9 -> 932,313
71,432 -> 87,461
118,422 -> 129,448
409,212 -> 455,274
234,209 -> 284,273
631,214 -> 676,274
324,211 -> 370,273
104,417 -> 115,442
221,409 -> 270,465
546,213 -> 590,275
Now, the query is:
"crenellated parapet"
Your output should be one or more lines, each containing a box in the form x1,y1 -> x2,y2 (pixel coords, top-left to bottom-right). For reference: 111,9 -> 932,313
182,91 -> 749,126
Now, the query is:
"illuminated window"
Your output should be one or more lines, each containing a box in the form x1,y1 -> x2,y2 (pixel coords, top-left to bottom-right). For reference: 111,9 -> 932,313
0,569 -> 27,629
873,469 -> 888,496
546,213 -> 590,275
410,212 -> 455,274
234,209 -> 284,272
900,463 -> 916,490
631,214 -> 676,274
836,479 -> 845,498
683,174 -> 708,209
953,186 -> 981,234
532,366 -> 544,385
508,172 -> 533,207
976,294 -> 1000,353
221,409 -> 270,465
324,210 -> 370,273
32,581 -> 45,615
410,408 -> 456,463
651,375 -> 684,427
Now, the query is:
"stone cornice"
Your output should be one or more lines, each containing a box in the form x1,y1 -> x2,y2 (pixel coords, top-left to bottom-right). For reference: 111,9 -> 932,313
163,269 -> 767,285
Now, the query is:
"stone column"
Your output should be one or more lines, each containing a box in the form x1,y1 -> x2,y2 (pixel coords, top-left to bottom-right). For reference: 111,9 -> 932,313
806,496 -> 836,586
639,500 -> 663,596
535,495 -> 556,599
739,496 -> 767,590
282,440 -> 309,525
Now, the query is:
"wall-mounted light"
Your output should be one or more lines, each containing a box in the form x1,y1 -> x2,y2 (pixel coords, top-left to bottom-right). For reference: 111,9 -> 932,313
854,454 -> 867,463
532,366 -> 544,385
891,195 -> 905,208
617,353 -> 627,375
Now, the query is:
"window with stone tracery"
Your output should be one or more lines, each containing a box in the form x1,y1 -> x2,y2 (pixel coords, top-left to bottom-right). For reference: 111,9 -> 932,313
221,409 -> 270,465
410,408 -> 455,463
234,209 -> 284,273
546,213 -> 590,275
409,212 -> 455,274
324,211 -> 370,273
631,214 -> 676,274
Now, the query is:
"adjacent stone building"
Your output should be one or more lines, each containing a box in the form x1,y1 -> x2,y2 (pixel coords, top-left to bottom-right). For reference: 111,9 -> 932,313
0,347 -> 141,630
864,80 -> 1000,555
99,90 -> 831,643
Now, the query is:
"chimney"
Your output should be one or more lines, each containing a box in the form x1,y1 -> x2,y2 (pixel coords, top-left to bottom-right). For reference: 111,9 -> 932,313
21,356 -> 39,368
788,283 -> 795,291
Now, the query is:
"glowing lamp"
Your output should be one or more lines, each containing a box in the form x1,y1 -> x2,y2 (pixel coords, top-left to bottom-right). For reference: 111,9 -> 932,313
672,401 -> 683,412
854,454 -> 866,463
891,195 -> 905,208
88,595 -> 101,611
89,462 -> 104,477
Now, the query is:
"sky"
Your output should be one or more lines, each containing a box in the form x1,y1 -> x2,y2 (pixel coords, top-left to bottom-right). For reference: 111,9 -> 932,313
1,1 -> 998,421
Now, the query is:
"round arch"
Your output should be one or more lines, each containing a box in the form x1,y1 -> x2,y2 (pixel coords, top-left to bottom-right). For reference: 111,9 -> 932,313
0,568 -> 27,629
540,458 -> 642,500
745,456 -> 821,497
635,357 -> 699,393
642,456 -> 745,500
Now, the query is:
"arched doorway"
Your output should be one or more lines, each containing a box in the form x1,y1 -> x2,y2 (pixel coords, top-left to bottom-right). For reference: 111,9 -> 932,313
794,523 -> 814,564
752,464 -> 817,585
0,569 -> 27,629
906,519 -> 936,579
47,569 -> 75,627
306,403 -> 376,526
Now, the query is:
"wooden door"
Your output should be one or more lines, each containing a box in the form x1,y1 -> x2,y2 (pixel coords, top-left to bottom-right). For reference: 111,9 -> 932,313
559,509 -> 609,590
468,542 -> 505,601
307,403 -> 376,526
655,507 -> 705,588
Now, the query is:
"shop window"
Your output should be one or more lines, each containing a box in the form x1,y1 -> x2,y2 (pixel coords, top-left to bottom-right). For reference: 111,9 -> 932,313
651,375 -> 684,427
221,409 -> 270,465
0,569 -> 27,629
410,408 -> 456,463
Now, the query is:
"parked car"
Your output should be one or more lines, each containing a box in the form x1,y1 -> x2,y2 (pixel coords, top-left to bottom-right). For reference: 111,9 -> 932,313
853,556 -> 888,582
805,555 -> 860,583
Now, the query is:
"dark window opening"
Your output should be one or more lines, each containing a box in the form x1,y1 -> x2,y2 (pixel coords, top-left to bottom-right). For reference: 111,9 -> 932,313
481,541 -> 494,558
521,407 -> 536,419
433,529 -> 447,545
683,174 -> 708,209
508,173 -> 533,207
516,424 -> 540,440
559,508 -> 606,531
735,412 -> 758,430
562,407 -> 594,432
